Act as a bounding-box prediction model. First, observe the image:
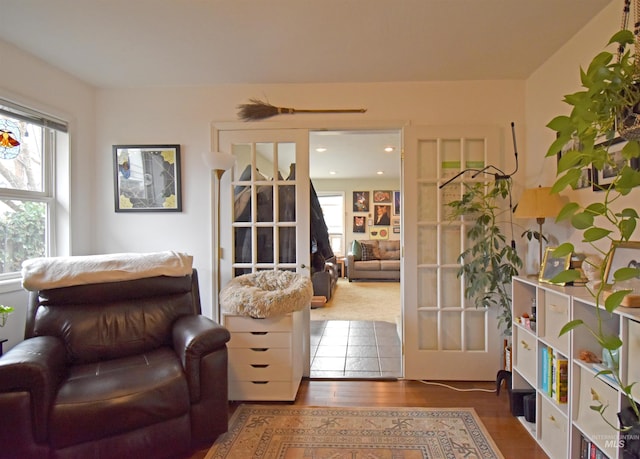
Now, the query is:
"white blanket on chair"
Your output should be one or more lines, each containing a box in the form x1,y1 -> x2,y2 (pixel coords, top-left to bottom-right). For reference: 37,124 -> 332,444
21,251 -> 193,291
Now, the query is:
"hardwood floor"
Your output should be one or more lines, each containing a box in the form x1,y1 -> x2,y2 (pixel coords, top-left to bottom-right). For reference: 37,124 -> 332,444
186,378 -> 547,458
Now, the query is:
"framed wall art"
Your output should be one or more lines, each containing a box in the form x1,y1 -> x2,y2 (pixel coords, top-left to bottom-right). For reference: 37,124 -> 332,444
557,135 -> 591,190
353,216 -> 366,233
353,191 -> 370,212
113,144 -> 182,212
393,190 -> 401,215
539,247 -> 571,284
373,190 -> 392,203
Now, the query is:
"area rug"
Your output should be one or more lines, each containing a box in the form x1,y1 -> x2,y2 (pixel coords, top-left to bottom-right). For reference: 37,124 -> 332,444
310,278 -> 400,323
205,405 -> 504,459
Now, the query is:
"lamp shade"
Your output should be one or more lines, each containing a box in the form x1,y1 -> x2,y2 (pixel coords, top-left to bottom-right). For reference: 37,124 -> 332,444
202,151 -> 235,171
514,186 -> 566,220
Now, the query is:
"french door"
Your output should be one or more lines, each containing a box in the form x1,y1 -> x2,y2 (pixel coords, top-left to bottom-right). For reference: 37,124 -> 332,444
216,128 -> 311,374
402,125 -> 503,380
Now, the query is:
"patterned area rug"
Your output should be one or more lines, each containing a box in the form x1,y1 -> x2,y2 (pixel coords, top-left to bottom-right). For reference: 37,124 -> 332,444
205,405 -> 504,459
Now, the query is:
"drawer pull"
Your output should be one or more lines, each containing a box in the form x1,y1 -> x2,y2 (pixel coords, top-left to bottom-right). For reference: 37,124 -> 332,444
250,348 -> 269,352
251,332 -> 268,335
251,381 -> 269,384
251,364 -> 269,368
549,415 -> 555,422
521,340 -> 531,350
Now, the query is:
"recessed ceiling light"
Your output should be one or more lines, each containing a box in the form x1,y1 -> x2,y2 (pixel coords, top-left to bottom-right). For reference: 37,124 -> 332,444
329,170 -> 337,175
377,171 -> 384,175
384,146 -> 395,152
315,147 -> 327,153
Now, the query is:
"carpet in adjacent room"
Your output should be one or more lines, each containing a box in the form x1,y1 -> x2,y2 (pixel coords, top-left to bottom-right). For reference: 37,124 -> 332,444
205,404 -> 504,458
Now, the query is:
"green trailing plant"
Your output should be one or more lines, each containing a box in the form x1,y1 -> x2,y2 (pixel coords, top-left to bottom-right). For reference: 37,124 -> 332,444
0,305 -> 14,328
545,28 -> 640,429
447,180 -> 522,335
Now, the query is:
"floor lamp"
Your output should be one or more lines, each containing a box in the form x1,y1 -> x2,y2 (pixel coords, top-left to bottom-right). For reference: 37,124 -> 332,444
514,185 -> 566,274
202,151 -> 235,320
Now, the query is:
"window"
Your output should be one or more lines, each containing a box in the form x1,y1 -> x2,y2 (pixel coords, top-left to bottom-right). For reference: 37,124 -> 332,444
0,100 -> 67,277
317,192 -> 344,256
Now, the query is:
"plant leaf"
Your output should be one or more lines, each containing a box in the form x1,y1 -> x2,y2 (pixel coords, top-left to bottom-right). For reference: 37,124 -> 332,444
559,319 -> 584,336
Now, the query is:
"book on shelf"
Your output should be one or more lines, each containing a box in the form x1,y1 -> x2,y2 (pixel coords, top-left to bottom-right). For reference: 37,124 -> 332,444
554,357 -> 568,404
580,435 -> 608,459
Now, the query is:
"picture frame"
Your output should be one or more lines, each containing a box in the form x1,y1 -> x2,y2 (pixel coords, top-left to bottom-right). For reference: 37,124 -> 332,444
113,144 -> 182,212
393,190 -> 401,215
592,136 -> 640,191
539,247 -> 571,284
373,190 -> 392,203
353,191 -> 370,212
603,241 -> 640,286
369,226 -> 389,240
557,135 -> 591,190
373,204 -> 391,226
353,215 -> 366,233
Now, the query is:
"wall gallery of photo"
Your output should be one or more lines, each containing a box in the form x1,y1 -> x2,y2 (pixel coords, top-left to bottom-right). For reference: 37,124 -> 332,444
352,190 -> 400,240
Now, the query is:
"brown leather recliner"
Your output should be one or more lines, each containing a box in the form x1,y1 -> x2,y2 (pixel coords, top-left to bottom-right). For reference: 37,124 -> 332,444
0,269 -> 230,459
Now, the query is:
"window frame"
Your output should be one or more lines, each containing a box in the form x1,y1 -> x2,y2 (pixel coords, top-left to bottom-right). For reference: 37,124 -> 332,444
0,100 -> 64,281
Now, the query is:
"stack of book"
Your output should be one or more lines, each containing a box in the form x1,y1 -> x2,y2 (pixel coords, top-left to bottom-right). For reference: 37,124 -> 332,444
540,346 -> 568,403
580,435 -> 608,458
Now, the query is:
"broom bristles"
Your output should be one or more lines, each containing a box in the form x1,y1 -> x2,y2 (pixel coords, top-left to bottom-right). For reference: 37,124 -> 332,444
237,98 -> 294,121
237,98 -> 366,121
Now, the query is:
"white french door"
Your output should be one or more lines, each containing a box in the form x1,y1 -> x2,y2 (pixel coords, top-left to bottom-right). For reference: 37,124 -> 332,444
402,125 -> 503,380
217,128 -> 311,374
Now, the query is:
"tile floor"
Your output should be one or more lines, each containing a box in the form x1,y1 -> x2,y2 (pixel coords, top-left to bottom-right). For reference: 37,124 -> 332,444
310,320 -> 401,378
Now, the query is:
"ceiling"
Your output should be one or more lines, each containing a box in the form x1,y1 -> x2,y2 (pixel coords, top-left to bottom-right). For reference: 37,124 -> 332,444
0,0 -> 610,179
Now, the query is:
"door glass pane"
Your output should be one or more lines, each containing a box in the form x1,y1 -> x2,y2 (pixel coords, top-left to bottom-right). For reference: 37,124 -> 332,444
418,311 -> 438,350
417,140 -> 437,181
278,184 -> 296,222
465,311 -> 486,351
441,268 -> 461,308
256,185 -> 273,222
417,183 -> 437,221
441,225 -> 461,264
256,227 -> 274,263
441,312 -> 461,350
279,227 -> 296,263
417,226 -> 437,264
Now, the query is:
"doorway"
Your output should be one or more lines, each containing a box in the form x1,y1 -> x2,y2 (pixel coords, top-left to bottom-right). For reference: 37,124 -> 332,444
308,129 -> 402,379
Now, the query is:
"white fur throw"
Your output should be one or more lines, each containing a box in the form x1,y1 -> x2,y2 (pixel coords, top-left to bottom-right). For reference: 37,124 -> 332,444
21,251 -> 193,291
220,271 -> 313,318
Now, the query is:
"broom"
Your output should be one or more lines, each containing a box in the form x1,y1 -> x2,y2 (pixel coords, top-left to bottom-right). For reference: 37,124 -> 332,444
237,98 -> 367,121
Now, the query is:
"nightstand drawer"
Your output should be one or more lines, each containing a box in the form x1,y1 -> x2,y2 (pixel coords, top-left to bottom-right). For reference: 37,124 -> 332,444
228,362 -> 292,381
542,290 -> 569,354
223,314 -> 293,332
540,397 -> 568,459
514,327 -> 536,384
228,331 -> 291,348
228,347 -> 292,366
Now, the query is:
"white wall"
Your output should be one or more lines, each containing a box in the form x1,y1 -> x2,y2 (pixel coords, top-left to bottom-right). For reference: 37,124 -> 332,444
0,39 -> 95,350
525,0 -> 639,264
0,38 -> 526,344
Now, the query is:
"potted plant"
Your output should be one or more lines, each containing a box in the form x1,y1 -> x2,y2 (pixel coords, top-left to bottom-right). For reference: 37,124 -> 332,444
0,305 -> 13,328
544,25 -> 640,454
447,179 -> 522,335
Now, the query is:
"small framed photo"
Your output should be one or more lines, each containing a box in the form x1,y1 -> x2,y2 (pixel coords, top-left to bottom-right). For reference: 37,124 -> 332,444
592,137 -> 640,191
353,191 -> 370,212
393,226 -> 400,234
539,247 -> 571,284
393,190 -> 401,215
113,144 -> 182,212
373,190 -> 392,203
603,241 -> 640,286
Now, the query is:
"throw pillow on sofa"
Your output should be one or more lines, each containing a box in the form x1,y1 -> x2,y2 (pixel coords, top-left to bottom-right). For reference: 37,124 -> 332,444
351,240 -> 363,261
361,242 -> 380,261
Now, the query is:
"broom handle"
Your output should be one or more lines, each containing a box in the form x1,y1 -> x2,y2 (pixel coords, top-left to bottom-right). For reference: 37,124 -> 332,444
280,108 -> 367,114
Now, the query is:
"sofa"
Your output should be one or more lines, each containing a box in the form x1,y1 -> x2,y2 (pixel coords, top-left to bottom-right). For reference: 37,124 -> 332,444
346,239 -> 401,282
0,268 -> 231,459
